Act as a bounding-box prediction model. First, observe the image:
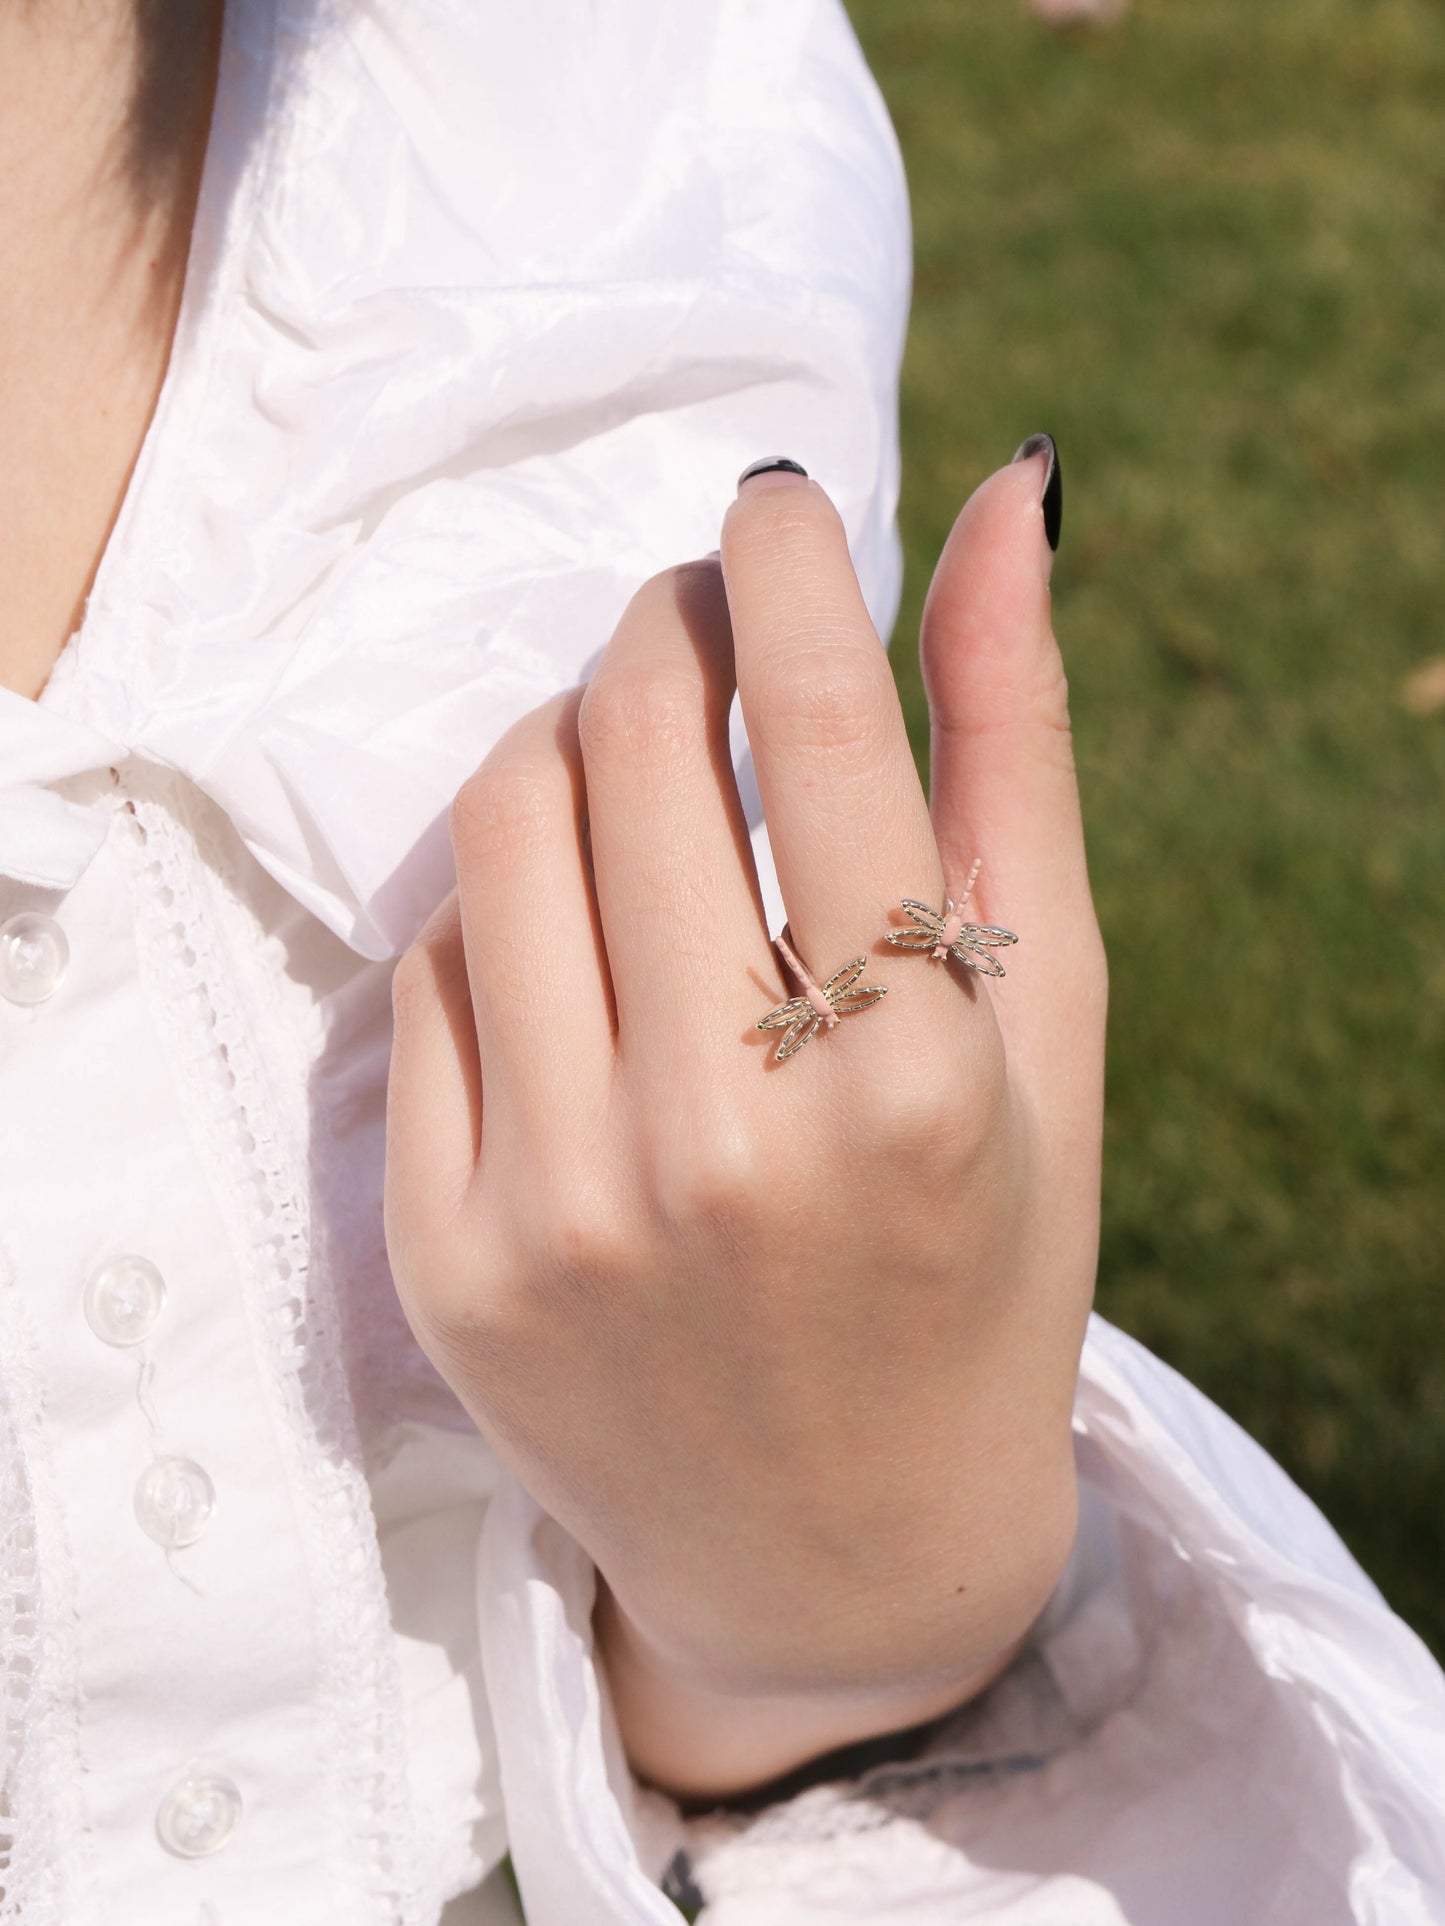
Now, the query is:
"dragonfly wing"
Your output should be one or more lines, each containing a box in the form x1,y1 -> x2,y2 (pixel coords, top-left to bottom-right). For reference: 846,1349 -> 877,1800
757,996 -> 810,1031
900,899 -> 945,929
822,957 -> 867,997
775,1011 -> 822,1060
952,947 -> 1007,977
950,923 -> 1018,977
831,985 -> 888,1016
885,926 -> 939,950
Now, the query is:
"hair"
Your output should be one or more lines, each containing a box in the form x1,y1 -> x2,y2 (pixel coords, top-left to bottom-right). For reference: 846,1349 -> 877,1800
126,0 -> 226,195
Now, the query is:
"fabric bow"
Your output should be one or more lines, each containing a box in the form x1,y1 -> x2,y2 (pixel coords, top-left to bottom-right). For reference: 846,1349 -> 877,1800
0,686 -> 128,893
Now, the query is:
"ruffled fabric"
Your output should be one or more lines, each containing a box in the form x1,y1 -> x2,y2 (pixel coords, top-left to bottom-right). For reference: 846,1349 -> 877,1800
31,0 -> 909,961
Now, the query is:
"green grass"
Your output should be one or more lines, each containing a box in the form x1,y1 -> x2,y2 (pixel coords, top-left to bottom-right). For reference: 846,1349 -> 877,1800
846,0 -> 1445,1654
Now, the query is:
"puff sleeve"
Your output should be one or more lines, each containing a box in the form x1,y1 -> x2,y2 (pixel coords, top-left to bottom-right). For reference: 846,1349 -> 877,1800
479,1313 -> 1445,1924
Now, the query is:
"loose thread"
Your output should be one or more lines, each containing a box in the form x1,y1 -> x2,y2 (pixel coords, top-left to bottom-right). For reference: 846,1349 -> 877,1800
136,1351 -> 206,1598
165,1545 -> 206,1599
134,1350 -> 163,1440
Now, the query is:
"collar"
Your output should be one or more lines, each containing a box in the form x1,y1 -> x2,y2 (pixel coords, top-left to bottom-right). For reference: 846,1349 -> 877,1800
5,0 -> 907,959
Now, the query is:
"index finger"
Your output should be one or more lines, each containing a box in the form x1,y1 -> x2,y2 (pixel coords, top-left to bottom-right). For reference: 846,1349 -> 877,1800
720,462 -> 943,980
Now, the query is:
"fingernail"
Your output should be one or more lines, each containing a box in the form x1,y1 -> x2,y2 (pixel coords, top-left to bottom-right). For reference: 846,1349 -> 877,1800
737,456 -> 809,493
1011,433 -> 1062,552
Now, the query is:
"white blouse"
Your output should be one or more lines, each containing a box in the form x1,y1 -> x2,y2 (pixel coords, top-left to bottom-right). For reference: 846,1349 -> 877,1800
2,3 -> 1442,1924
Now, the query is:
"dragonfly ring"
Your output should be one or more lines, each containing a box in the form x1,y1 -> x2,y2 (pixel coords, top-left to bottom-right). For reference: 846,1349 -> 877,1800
753,863 -> 1017,1066
755,927 -> 887,1064
883,858 -> 1019,977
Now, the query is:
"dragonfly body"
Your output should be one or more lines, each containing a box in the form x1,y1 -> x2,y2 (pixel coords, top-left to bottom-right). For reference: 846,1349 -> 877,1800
932,901 -> 969,960
756,956 -> 887,1062
886,899 -> 1019,977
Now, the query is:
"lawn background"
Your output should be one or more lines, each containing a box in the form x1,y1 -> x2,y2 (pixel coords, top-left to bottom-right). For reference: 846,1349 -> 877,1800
844,0 -> 1445,1655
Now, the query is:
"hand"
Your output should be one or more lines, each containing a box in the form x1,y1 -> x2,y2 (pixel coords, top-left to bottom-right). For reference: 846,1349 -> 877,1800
384,443 -> 1106,1800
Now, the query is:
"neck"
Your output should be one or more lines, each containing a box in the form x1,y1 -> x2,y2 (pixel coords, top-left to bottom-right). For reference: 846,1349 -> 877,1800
0,0 -> 223,699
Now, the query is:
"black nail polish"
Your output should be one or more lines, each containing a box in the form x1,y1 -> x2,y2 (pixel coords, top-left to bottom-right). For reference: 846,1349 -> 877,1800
1012,433 -> 1062,552
737,456 -> 809,488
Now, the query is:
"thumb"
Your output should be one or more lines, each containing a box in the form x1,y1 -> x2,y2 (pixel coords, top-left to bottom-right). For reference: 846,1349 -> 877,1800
920,435 -> 1105,1081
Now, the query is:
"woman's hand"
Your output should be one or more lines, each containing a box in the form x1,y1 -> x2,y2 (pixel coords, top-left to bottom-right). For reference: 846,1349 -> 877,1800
384,443 -> 1105,1801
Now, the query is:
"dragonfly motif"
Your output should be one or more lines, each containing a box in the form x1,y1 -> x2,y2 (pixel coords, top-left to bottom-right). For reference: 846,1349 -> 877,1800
756,941 -> 887,1063
886,876 -> 1018,977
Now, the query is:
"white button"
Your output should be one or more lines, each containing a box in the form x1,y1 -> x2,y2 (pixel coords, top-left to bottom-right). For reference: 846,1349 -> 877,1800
134,1458 -> 216,1549
83,1255 -> 167,1347
0,912 -> 69,1005
155,1773 -> 242,1858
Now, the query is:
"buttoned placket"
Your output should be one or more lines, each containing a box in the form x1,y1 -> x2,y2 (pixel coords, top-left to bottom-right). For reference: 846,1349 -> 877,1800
1,795 -> 243,1879
0,776 -> 347,1920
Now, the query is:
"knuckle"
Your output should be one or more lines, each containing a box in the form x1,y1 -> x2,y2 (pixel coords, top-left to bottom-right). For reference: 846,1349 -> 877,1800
405,1260 -> 476,1343
757,643 -> 892,756
861,1039 -> 1002,1167
1076,921 -> 1110,1023
863,1066 -> 962,1158
624,559 -> 721,628
449,754 -> 556,866
525,1176 -> 637,1301
931,641 -> 1077,776
534,1240 -> 631,1340
395,1240 -> 495,1352
550,1217 -> 634,1292
389,937 -> 446,1029
398,1202 -> 525,1365
419,1282 -> 527,1396
1028,656 -> 1079,770
579,663 -> 704,767
653,1120 -> 766,1232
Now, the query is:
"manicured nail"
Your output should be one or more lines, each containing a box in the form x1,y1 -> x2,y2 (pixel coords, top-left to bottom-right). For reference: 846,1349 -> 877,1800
737,456 -> 809,492
1011,433 -> 1062,552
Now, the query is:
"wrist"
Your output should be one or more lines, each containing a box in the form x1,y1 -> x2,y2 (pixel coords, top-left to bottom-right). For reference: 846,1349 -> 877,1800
589,1439 -> 1081,1801
592,1568 -> 1045,1805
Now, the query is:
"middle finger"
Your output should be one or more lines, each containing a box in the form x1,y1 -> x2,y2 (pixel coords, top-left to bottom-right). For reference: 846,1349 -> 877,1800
721,465 -> 945,982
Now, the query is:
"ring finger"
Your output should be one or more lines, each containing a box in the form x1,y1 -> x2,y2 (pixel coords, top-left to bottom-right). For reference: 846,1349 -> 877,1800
721,466 -> 966,1047
576,558 -> 775,1078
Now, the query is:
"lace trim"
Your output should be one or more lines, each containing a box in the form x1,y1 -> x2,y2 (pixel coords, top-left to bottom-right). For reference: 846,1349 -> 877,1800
0,1244 -> 90,1924
672,1634 -> 1114,1913
116,771 -> 428,1924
